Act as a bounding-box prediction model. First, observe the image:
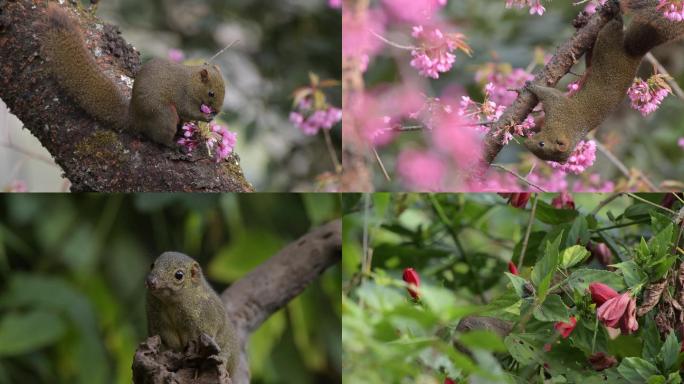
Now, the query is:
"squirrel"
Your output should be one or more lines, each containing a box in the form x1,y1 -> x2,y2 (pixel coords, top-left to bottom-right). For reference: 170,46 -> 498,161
523,0 -> 684,162
146,251 -> 238,376
42,5 -> 226,147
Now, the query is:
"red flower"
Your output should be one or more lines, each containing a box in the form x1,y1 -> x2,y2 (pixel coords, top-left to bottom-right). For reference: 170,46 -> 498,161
500,193 -> 531,208
551,192 -> 575,210
554,316 -> 577,338
588,282 -> 618,306
588,352 -> 617,371
444,378 -> 456,384
588,243 -> 613,266
597,292 -> 639,334
402,267 -> 420,299
508,261 -> 519,275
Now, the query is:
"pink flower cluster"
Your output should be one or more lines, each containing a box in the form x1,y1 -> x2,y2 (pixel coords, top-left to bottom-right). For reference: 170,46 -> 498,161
547,140 -> 596,174
382,0 -> 447,23
289,98 -> 342,136
328,0 -> 341,9
679,137 -> 684,149
658,0 -> 684,21
475,65 -> 534,106
627,75 -> 672,116
410,25 -> 470,79
504,0 -> 546,16
177,122 -> 237,162
397,149 -> 446,190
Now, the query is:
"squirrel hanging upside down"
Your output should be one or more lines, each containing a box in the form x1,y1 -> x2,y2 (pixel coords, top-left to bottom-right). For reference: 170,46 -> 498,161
42,4 -> 226,148
524,0 -> 684,162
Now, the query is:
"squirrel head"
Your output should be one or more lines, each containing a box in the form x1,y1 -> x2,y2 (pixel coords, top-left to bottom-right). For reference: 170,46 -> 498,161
523,128 -> 575,162
189,64 -> 226,121
146,252 -> 204,302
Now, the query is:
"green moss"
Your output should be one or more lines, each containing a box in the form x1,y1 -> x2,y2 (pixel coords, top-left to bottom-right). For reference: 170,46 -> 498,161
74,130 -> 125,164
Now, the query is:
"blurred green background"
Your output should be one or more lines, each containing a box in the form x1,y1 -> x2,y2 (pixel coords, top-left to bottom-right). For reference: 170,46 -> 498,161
0,193 -> 341,384
366,0 -> 684,189
0,0 -> 341,192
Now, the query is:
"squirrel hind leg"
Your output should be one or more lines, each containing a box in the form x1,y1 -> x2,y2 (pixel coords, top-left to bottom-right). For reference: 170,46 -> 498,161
134,105 -> 179,147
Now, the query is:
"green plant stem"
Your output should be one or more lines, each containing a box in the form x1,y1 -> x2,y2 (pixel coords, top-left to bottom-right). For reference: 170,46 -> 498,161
427,194 -> 487,304
626,193 -> 677,215
591,219 -> 651,232
322,129 -> 341,174
518,194 -> 538,270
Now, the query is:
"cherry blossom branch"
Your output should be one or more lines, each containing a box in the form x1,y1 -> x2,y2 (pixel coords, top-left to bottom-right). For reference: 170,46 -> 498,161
490,163 -> 548,192
479,1 -> 621,168
645,53 -> 684,102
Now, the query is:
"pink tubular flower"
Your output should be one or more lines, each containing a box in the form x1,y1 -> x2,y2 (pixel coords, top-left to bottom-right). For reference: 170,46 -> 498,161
627,74 -> 672,116
547,140 -> 596,174
499,192 -> 531,208
658,0 -> 684,21
588,282 -> 618,306
551,192 -> 575,210
402,267 -> 421,299
596,292 -> 639,334
410,25 -> 471,79
554,316 -> 577,338
508,261 -> 519,275
589,243 -> 613,266
444,378 -> 456,384
207,123 -> 237,162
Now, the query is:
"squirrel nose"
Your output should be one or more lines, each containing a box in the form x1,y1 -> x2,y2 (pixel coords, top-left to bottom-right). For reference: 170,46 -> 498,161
146,276 -> 158,290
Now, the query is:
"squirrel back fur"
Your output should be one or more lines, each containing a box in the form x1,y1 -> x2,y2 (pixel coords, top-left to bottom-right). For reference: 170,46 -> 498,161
43,5 -> 129,129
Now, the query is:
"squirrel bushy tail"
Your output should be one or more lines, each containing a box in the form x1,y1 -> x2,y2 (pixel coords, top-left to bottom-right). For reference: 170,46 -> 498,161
43,5 -> 129,128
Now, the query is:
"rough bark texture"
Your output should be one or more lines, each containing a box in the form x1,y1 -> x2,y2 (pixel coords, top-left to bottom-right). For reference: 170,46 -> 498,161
132,219 -> 342,384
480,0 -> 621,169
0,0 -> 253,192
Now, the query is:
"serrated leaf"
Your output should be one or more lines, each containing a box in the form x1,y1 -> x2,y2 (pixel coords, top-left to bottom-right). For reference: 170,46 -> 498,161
567,216 -> 589,247
532,232 -> 562,300
566,268 -> 626,294
612,260 -> 646,287
642,316 -> 661,362
535,201 -> 579,225
617,357 -> 659,384
560,245 -> 590,269
533,295 -> 570,323
505,272 -> 530,299
659,331 -> 679,373
504,333 -> 544,365
649,223 -> 674,261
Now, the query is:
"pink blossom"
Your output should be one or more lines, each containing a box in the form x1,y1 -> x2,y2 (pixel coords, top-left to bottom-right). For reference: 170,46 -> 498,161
382,0 -> 447,23
167,48 -> 185,63
547,140 -> 596,174
551,192 -> 575,209
328,0 -> 341,9
475,64 -> 534,106
679,137 -> 684,149
342,8 -> 386,72
177,122 -> 200,152
658,0 -> 684,22
554,316 -> 577,338
505,0 -> 546,16
584,0 -> 607,15
627,75 -> 672,116
200,104 -> 213,115
410,25 -> 470,79
596,292 -> 639,334
290,98 -> 342,136
396,149 -> 446,190
207,123 -> 237,162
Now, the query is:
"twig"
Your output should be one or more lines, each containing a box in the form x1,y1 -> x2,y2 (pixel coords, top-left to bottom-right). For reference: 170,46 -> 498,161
491,164 -> 548,192
322,129 -> 342,173
517,193 -> 539,269
645,53 -> 684,102
369,29 -> 417,50
594,140 -> 658,191
626,192 -> 677,216
372,147 -> 391,182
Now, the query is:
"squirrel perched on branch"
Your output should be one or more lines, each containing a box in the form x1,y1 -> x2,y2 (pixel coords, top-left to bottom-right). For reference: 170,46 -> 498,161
524,0 -> 684,162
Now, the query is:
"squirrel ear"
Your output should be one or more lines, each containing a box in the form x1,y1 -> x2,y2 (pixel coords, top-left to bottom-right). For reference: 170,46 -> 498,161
200,68 -> 209,83
190,262 -> 202,280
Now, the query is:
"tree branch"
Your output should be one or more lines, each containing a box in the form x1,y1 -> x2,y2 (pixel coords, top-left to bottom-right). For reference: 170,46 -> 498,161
479,1 -> 620,169
0,0 -> 253,191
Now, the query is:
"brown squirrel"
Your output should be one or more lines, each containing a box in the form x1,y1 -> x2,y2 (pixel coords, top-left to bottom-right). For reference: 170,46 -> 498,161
146,252 -> 238,376
42,5 -> 226,147
524,0 -> 684,162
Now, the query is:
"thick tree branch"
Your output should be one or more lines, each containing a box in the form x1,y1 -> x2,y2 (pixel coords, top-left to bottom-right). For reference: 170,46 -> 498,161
132,220 -> 342,384
0,0 -> 253,191
480,1 -> 621,169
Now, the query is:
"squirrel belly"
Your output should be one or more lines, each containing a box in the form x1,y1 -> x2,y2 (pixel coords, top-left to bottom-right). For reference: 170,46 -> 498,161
524,0 -> 684,163
43,5 -> 226,147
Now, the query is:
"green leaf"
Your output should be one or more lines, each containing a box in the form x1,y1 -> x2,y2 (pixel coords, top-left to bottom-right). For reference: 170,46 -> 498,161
649,376 -> 667,384
560,245 -> 590,269
505,272 -> 530,299
512,231 -> 546,267
659,331 -> 679,373
642,316 -> 662,362
566,268 -> 627,294
649,223 -> 674,261
535,201 -> 579,225
504,333 -> 544,365
458,330 -> 506,352
567,216 -> 589,247
617,357 -> 659,384
667,372 -> 682,384
0,310 -> 66,356
612,260 -> 646,287
532,232 -> 562,300
533,295 -> 570,323
208,231 -> 285,281
623,203 -> 653,220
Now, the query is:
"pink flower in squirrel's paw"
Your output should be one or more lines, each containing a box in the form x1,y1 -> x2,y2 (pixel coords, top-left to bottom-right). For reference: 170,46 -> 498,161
200,104 -> 213,115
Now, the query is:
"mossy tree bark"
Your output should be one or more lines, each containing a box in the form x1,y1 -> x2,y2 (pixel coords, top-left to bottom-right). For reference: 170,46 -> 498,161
0,0 -> 253,192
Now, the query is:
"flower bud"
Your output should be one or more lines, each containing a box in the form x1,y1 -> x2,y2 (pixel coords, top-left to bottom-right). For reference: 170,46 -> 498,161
589,242 -> 612,266
402,267 -> 420,299
507,261 -> 519,275
501,193 -> 531,208
554,316 -> 577,338
444,378 -> 456,384
588,282 -> 618,306
551,192 -> 575,210
588,352 -> 617,371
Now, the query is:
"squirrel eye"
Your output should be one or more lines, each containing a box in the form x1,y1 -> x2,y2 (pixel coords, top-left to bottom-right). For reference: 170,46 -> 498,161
208,91 -> 215,98
174,270 -> 184,281
538,141 -> 545,148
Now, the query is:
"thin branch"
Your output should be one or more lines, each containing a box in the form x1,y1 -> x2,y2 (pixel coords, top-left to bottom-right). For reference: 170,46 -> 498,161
370,29 -> 418,50
645,52 -> 684,102
322,129 -> 342,173
491,164 -> 548,192
626,192 -> 677,216
517,194 -> 539,269
372,147 -> 391,182
594,140 -> 658,191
